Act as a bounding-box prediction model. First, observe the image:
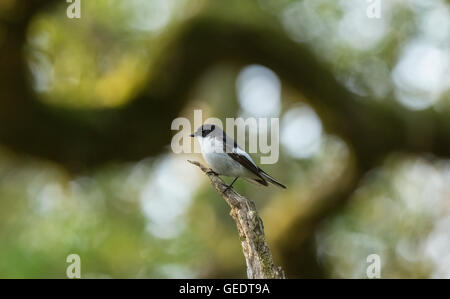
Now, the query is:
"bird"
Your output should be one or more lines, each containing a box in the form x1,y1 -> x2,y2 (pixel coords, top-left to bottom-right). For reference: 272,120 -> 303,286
190,124 -> 286,191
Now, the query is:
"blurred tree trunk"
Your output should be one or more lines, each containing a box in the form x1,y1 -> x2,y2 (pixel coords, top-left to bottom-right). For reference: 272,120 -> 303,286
1,1 -> 449,172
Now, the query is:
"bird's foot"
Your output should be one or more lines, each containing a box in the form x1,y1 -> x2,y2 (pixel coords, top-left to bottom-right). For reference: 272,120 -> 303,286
206,169 -> 219,176
222,177 -> 239,194
222,184 -> 233,194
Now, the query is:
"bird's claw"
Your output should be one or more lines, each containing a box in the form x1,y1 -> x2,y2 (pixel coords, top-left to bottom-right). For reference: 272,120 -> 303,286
222,185 -> 233,194
206,169 -> 218,176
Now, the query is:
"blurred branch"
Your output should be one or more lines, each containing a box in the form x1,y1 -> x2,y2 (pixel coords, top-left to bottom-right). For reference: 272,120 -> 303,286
1,1 -> 450,172
188,160 -> 285,279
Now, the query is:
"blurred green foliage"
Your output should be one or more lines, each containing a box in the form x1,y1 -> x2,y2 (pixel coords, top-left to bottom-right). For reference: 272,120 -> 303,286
0,0 -> 449,278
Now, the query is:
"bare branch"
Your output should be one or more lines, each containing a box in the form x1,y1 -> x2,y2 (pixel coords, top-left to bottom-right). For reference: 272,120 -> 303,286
188,160 -> 285,279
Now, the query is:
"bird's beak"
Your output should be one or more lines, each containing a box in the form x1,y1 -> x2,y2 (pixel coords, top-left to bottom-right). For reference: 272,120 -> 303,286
189,133 -> 195,137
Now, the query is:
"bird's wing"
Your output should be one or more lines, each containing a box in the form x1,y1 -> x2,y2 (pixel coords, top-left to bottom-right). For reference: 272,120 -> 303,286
220,132 -> 238,153
218,132 -> 286,188
220,134 -> 254,164
217,132 -> 265,180
227,150 -> 265,181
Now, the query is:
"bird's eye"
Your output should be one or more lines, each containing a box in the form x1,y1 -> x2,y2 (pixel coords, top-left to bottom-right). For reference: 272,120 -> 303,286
200,124 -> 214,137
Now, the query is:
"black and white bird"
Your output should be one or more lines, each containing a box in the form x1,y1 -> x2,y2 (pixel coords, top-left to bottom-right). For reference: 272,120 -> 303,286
190,124 -> 286,190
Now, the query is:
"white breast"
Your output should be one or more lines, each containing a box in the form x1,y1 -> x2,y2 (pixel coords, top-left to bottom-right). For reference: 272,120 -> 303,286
197,136 -> 256,178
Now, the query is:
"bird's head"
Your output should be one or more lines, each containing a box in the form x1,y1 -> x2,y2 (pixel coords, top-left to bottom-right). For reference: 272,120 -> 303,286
190,124 -> 218,138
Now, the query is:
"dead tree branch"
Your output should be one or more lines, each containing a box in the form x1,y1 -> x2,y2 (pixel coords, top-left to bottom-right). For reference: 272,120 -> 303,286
188,160 -> 285,279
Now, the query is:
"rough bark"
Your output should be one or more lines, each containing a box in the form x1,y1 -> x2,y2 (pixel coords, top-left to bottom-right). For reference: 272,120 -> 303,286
188,160 -> 285,279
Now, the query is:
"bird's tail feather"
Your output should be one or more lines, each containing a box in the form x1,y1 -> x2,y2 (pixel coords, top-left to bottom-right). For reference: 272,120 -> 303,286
243,177 -> 268,187
259,170 -> 287,189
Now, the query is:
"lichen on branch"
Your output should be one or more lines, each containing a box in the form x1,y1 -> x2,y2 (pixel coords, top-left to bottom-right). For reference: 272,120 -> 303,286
188,160 -> 285,279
